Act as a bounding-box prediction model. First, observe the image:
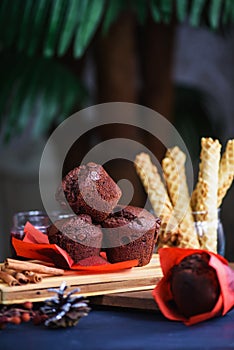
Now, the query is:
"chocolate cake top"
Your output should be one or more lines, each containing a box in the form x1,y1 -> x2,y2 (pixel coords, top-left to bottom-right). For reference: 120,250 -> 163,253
170,253 -> 220,318
56,162 -> 122,222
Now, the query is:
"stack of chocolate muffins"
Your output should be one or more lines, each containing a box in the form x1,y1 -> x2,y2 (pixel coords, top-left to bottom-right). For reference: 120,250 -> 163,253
48,162 -> 161,266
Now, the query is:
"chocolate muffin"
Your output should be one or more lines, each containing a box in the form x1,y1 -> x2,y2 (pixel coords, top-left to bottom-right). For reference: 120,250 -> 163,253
170,253 -> 220,318
47,214 -> 103,263
56,162 -> 122,222
101,205 -> 161,267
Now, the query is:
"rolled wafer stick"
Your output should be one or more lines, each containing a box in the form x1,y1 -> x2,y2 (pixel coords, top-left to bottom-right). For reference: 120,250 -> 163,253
158,214 -> 182,248
134,152 -> 173,216
190,186 -> 197,212
162,147 -> 200,249
0,270 -> 20,286
134,152 -> 180,248
166,146 -> 186,167
4,259 -> 64,276
191,179 -> 209,222
196,137 -> 221,252
163,147 -> 190,219
217,139 -> 234,208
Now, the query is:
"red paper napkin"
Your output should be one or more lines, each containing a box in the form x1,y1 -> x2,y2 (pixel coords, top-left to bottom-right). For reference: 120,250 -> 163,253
12,222 -> 138,271
153,247 -> 234,326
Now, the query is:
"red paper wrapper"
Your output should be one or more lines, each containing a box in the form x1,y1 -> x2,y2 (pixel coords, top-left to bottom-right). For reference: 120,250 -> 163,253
153,247 -> 234,326
12,222 -> 138,272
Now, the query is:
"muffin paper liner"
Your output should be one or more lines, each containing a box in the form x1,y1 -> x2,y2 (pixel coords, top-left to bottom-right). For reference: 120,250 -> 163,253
12,222 -> 138,271
153,247 -> 234,326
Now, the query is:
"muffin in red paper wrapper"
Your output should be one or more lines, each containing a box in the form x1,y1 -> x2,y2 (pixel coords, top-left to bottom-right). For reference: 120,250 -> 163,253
153,247 -> 234,326
12,222 -> 138,271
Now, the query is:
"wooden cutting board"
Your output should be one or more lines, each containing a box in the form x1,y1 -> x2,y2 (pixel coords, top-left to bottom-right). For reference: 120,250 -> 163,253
90,290 -> 159,311
90,262 -> 234,311
0,254 -> 162,305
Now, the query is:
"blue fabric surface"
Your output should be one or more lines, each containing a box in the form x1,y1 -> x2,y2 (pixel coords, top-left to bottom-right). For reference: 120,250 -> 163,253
1,306 -> 234,350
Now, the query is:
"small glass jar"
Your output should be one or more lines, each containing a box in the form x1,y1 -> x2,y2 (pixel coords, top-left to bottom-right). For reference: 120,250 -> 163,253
193,208 -> 225,256
11,210 -> 50,239
10,210 -> 74,257
10,210 -> 50,257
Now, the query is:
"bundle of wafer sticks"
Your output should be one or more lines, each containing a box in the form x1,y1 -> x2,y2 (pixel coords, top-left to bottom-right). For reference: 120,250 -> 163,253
0,259 -> 64,286
134,137 -> 234,253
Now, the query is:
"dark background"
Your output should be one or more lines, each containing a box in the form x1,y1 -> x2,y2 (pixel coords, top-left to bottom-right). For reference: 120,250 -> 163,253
0,2 -> 234,260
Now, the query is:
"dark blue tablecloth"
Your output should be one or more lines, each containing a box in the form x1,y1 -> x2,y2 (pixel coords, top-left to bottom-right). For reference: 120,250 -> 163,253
1,306 -> 234,350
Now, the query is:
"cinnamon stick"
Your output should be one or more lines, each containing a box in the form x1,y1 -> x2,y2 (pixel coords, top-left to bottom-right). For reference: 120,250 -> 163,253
1,267 -> 15,274
1,267 -> 30,284
24,271 -> 42,283
0,271 -> 20,286
4,259 -> 64,276
14,272 -> 29,284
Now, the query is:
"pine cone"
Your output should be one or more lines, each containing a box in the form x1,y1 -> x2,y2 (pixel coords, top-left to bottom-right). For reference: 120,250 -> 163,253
40,281 -> 91,328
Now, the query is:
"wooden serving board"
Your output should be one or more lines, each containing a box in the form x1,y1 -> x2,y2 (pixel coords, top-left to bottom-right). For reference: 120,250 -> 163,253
0,254 -> 162,305
90,262 -> 234,311
90,290 -> 159,311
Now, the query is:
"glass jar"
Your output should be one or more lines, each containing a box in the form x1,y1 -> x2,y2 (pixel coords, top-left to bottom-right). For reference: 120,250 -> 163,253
10,210 -> 50,257
10,210 -> 74,257
193,208 -> 225,256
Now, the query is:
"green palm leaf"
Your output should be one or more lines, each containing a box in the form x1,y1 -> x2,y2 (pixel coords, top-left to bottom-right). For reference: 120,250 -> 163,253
0,0 -> 11,43
3,0 -> 21,47
209,0 -> 222,29
176,0 -> 188,23
17,0 -> 35,52
222,0 -> 234,25
189,0 -> 206,27
57,0 -> 81,56
27,0 -> 51,56
74,0 -> 105,58
150,0 -> 161,22
1,0 -> 234,144
160,0 -> 173,23
133,0 -> 148,25
0,0 -> 234,59
3,61 -> 38,141
102,0 -> 126,34
0,54 -> 86,142
0,0 -> 8,27
43,0 -> 67,57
